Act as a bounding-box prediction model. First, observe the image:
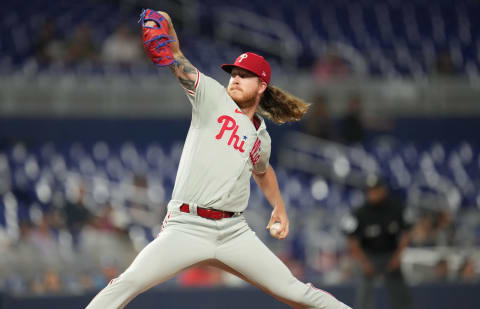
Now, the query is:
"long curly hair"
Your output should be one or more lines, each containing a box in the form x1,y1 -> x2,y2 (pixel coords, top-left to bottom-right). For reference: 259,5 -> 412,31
257,86 -> 310,124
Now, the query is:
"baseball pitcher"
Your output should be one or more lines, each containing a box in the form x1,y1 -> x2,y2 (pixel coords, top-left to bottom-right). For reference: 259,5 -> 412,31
85,9 -> 351,309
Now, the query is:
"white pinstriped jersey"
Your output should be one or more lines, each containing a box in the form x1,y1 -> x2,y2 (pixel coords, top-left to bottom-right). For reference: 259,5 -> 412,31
170,71 -> 271,212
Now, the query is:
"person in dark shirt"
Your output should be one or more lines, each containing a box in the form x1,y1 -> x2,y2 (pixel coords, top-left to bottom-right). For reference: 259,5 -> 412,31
342,180 -> 412,309
341,95 -> 365,145
303,94 -> 336,141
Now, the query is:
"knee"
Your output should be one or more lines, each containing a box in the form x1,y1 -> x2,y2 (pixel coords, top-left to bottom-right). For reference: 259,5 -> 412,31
111,270 -> 146,292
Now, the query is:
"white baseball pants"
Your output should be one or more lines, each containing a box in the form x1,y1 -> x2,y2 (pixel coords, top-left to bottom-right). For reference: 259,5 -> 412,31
85,206 -> 351,309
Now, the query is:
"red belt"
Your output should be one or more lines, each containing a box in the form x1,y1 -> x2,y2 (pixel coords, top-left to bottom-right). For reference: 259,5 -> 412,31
180,203 -> 237,220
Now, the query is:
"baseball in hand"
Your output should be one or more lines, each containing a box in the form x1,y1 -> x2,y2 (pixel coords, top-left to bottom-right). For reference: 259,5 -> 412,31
269,222 -> 282,237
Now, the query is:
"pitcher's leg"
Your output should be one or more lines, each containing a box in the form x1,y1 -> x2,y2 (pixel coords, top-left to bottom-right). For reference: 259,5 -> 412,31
86,224 -> 214,309
216,230 -> 351,309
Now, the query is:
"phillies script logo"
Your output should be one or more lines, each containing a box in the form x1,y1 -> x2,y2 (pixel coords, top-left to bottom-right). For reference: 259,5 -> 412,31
216,115 -> 246,152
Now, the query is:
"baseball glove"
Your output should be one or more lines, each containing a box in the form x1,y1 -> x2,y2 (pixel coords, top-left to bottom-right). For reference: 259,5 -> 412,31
139,9 -> 176,66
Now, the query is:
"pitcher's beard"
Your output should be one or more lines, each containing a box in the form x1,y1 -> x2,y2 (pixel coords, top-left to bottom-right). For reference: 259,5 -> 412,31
229,89 -> 257,109
235,98 -> 256,109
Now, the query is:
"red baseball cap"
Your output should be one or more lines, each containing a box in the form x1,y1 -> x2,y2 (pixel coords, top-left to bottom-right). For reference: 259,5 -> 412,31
221,52 -> 271,85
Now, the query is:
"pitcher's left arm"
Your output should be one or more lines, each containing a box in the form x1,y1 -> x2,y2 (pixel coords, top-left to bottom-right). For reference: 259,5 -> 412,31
253,165 -> 289,239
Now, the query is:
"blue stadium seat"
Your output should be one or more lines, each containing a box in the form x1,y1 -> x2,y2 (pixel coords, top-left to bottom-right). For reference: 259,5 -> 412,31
0,136 -> 479,247
1,0 -> 479,77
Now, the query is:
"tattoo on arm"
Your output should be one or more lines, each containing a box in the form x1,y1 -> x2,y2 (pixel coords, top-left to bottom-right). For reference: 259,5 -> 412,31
169,55 -> 197,91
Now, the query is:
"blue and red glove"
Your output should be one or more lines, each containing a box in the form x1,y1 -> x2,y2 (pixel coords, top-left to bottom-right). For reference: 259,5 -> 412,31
139,9 -> 176,66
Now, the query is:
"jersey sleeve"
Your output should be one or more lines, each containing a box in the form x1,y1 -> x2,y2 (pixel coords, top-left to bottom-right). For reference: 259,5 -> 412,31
183,71 -> 226,110
400,204 -> 415,231
252,132 -> 271,174
341,211 -> 360,237
182,69 -> 200,102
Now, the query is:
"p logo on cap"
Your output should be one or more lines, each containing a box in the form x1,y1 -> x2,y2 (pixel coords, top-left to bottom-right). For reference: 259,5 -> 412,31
238,53 -> 248,63
221,52 -> 271,85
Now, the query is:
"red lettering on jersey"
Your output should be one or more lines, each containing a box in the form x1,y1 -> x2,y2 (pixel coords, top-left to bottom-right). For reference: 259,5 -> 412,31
249,138 -> 261,165
216,115 -> 235,139
216,115 -> 245,153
